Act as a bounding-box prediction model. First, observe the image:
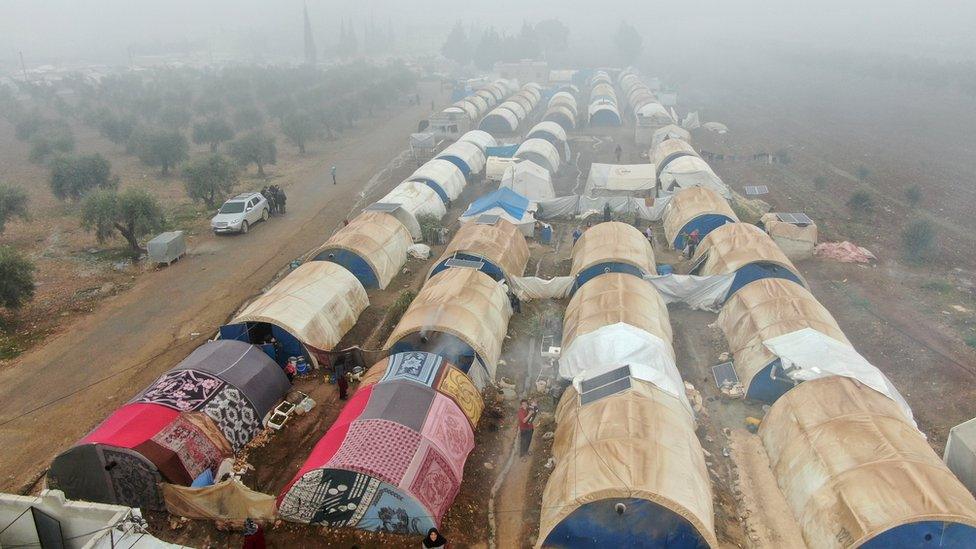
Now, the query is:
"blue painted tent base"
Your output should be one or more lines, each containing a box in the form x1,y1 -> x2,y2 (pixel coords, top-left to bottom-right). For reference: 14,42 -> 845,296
589,111 -> 622,127
389,332 -> 480,375
479,118 -> 517,135
429,253 -> 506,282
572,262 -> 646,296
543,498 -> 711,549
434,155 -> 472,176
674,215 -> 736,249
727,262 -> 804,300
408,178 -> 450,203
860,520 -> 976,548
311,248 -> 380,289
218,322 -> 311,367
486,144 -> 519,158
745,359 -> 798,404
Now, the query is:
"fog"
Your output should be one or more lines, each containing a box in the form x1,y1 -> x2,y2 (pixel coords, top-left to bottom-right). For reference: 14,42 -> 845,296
2,0 -> 975,70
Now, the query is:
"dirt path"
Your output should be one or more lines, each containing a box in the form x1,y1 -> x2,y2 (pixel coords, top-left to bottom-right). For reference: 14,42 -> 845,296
0,87 -> 443,492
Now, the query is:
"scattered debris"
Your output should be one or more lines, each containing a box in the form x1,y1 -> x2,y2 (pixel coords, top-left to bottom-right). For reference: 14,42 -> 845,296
815,241 -> 876,263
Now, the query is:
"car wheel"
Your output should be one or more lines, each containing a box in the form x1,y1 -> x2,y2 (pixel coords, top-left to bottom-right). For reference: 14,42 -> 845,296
261,208 -> 269,222
241,221 -> 249,234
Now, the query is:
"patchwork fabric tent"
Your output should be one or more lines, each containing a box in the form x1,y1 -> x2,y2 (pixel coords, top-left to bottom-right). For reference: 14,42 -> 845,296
717,278 -> 850,403
538,379 -> 717,548
761,376 -> 976,548
584,163 -> 656,195
526,121 -> 569,161
457,130 -> 497,155
650,124 -> 691,151
659,156 -> 730,198
459,188 -> 535,236
691,223 -> 805,300
49,340 -> 289,509
515,138 -> 561,174
278,352 -> 483,533
408,159 -> 467,203
310,211 -> 411,290
386,268 -> 512,390
479,106 -> 520,135
222,262 -> 369,367
379,181 -> 448,224
435,141 -> 486,176
500,160 -> 556,201
429,218 -> 529,283
651,139 -> 699,179
571,222 -> 656,291
663,187 -> 739,249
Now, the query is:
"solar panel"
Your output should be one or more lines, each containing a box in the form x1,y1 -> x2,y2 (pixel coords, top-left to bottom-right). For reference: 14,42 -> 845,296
580,365 -> 631,393
776,212 -> 813,225
744,185 -> 769,195
580,377 -> 632,405
366,202 -> 401,213
476,214 -> 501,225
711,361 -> 739,388
444,257 -> 484,269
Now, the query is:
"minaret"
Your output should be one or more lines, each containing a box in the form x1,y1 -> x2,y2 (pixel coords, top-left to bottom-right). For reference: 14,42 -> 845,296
303,3 -> 317,65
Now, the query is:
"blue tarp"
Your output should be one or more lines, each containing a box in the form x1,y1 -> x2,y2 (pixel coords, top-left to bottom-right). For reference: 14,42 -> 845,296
674,214 -> 736,248
486,144 -> 519,158
463,188 -> 529,220
312,248 -> 380,288
410,178 -> 450,204
218,321 -> 310,366
727,262 -> 804,300
571,262 -> 646,296
860,521 -> 976,548
434,154 -> 472,176
745,359 -> 797,404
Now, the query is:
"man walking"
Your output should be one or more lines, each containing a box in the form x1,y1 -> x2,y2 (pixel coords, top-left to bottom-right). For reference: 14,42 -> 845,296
518,399 -> 536,458
331,165 -> 337,185
614,144 -> 622,163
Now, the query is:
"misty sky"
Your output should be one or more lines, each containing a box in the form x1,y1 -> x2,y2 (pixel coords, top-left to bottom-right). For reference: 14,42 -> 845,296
1,0 -> 975,69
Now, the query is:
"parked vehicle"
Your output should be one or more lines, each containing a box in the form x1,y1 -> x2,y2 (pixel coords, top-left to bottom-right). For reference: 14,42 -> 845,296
211,192 -> 270,234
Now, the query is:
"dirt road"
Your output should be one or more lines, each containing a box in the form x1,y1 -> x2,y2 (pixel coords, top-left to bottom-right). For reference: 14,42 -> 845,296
0,89 -> 441,492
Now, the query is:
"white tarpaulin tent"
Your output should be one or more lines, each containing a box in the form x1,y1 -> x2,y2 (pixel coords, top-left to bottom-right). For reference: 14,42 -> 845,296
584,163 -> 656,194
500,160 -> 555,201
458,130 -> 497,155
436,140 -> 487,175
408,159 -> 467,201
636,102 -> 673,124
650,124 -> 692,151
659,156 -> 731,198
762,328 -> 916,425
379,181 -> 447,220
515,138 -> 561,174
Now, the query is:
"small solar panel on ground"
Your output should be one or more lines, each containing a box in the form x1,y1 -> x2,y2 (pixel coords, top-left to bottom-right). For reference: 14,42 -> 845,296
366,202 -> 401,213
444,257 -> 485,269
744,185 -> 769,195
711,361 -> 739,388
580,377 -> 632,405
476,214 -> 501,225
777,212 -> 813,225
580,365 -> 631,393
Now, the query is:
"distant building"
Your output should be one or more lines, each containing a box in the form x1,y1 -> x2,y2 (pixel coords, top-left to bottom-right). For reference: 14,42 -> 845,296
495,60 -> 549,85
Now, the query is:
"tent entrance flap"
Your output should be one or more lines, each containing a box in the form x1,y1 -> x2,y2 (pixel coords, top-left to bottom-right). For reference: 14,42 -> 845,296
220,321 -> 310,366
389,332 -> 478,375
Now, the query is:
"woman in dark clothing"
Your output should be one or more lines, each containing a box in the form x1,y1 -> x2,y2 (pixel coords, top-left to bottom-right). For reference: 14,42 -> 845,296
422,527 -> 448,548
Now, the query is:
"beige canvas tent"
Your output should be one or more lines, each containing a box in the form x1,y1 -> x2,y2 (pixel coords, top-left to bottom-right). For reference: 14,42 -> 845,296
693,223 -> 803,283
571,222 -> 656,279
663,187 -> 739,249
309,211 -> 411,289
650,124 -> 692,151
761,376 -> 976,548
537,379 -> 717,548
232,262 -> 368,367
429,218 -> 530,282
651,138 -> 699,178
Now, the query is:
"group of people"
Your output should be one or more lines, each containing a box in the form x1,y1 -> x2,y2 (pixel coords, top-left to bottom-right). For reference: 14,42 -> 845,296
261,185 -> 287,215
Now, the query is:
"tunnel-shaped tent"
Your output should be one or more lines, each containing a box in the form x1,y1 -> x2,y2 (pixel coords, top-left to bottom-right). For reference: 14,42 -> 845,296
466,94 -> 489,116
458,130 -> 497,155
538,379 -> 717,548
428,218 -> 529,283
636,102 -> 672,125
662,187 -> 739,249
717,278 -> 850,403
526,121 -> 568,161
479,107 -> 520,135
386,268 -> 511,390
310,211 -> 412,289
49,340 -> 289,509
547,91 -> 578,117
691,223 -> 805,300
483,83 -> 506,103
515,138 -> 561,174
660,155 -> 731,198
543,105 -> 577,131
379,181 -> 448,223
409,159 -> 467,202
459,187 -> 535,236
474,89 -> 497,108
450,101 -> 478,122
500,160 -> 555,201
650,124 -> 691,151
223,262 -> 369,367
434,140 -> 486,176
651,138 -> 699,179
571,222 -> 656,291
588,102 -> 621,127
761,376 -> 976,548
497,100 -> 527,120
509,92 -> 535,114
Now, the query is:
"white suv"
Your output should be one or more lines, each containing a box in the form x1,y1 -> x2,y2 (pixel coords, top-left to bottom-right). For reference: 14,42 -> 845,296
211,192 -> 269,234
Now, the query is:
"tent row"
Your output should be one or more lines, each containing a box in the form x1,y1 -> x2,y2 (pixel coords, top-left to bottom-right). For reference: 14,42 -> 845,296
479,82 -> 543,136
48,340 -> 291,510
588,70 -> 621,127
650,138 -> 730,198
443,79 -> 518,125
539,221 -> 717,547
689,172 -> 976,546
619,69 -> 673,126
544,90 -> 578,131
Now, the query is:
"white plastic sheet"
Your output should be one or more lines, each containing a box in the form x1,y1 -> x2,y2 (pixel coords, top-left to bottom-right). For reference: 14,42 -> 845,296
509,276 -> 573,301
407,243 -> 431,259
535,195 -> 672,221
681,111 -> 701,129
762,328 -> 916,426
644,273 -> 735,312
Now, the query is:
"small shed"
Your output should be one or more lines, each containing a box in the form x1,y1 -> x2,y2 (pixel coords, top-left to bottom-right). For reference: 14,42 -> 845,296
147,231 -> 186,266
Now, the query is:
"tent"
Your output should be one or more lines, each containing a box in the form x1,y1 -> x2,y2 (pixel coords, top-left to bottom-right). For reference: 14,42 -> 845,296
650,124 -> 692,153
703,122 -> 728,133
49,340 -> 289,509
662,187 -> 739,249
584,163 -> 656,195
571,222 -> 656,291
310,211 -> 412,289
222,262 -> 369,367
759,213 -> 818,260
277,352 -> 482,532
435,141 -> 486,176
588,102 -> 621,127
651,138 -> 699,179
538,379 -> 717,548
761,376 -> 976,548
497,100 -> 527,120
527,121 -> 568,159
409,159 -> 467,202
450,100 -> 478,122
379,181 -> 448,223
386,268 -> 512,390
459,187 -> 535,236
543,105 -> 576,131
547,91 -> 578,116
691,223 -> 805,300
479,107 -> 520,135
635,102 -> 673,125
457,130 -> 497,155
515,138 -> 560,174
509,92 -> 535,114
590,83 -> 616,103
466,95 -> 489,116
429,218 -> 530,283
660,156 -> 731,199
500,160 -> 555,201
474,89 -> 497,108
717,278 -> 850,403
485,144 -> 519,158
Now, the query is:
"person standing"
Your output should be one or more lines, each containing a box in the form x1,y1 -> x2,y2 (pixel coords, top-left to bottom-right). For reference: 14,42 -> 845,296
242,518 -> 265,549
687,229 -> 701,259
614,144 -> 622,163
603,202 -> 612,223
572,226 -> 582,245
509,292 -> 521,314
331,165 -> 337,185
518,399 -> 536,458
276,188 -> 287,215
335,358 -> 349,400
644,226 -> 654,245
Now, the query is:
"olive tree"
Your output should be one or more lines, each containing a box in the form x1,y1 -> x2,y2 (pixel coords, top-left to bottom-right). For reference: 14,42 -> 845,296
0,246 -> 35,310
81,188 -> 165,255
182,154 -> 239,208
49,154 -> 119,201
280,111 -> 318,154
131,129 -> 189,175
229,130 -> 277,176
192,117 -> 235,152
0,184 -> 29,233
